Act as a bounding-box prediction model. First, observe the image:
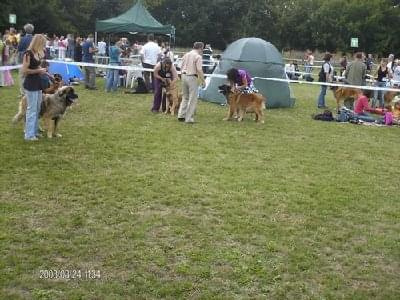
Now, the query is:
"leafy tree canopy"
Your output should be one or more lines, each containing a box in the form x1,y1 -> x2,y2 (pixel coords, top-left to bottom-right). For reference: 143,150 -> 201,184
1,0 -> 399,55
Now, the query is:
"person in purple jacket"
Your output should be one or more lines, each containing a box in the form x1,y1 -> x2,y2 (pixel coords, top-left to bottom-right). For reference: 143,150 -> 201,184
226,68 -> 258,94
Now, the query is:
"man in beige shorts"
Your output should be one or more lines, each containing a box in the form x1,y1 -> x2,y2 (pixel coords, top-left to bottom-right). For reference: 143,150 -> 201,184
178,42 -> 205,123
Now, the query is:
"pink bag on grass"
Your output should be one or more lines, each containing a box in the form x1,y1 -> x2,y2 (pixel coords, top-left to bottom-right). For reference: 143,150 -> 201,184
384,112 -> 393,126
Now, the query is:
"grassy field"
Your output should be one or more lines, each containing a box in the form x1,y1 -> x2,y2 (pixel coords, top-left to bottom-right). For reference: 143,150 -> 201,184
1,74 -> 399,300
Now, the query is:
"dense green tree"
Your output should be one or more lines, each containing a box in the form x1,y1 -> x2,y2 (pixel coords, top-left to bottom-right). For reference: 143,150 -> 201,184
1,0 -> 399,55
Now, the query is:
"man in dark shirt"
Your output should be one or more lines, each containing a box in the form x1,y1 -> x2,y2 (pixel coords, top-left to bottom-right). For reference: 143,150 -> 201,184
82,34 -> 98,90
344,52 -> 367,109
366,54 -> 374,73
17,23 -> 34,96
18,24 -> 34,62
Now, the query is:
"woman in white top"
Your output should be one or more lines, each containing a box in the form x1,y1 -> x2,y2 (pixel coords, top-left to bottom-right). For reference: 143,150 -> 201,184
53,36 -> 59,57
391,60 -> 400,87
58,36 -> 67,60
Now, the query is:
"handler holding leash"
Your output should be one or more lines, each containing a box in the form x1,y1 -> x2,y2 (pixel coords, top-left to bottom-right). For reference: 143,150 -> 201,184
178,42 -> 205,124
21,34 -> 47,141
151,57 -> 178,113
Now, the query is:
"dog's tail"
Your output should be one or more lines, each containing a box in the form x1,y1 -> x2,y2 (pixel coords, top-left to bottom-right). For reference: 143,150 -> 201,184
12,113 -> 23,124
256,94 -> 267,109
262,97 -> 267,110
12,100 -> 25,124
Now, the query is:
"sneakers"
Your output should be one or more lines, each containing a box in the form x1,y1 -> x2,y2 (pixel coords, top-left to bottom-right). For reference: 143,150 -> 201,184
177,117 -> 185,122
25,137 -> 38,141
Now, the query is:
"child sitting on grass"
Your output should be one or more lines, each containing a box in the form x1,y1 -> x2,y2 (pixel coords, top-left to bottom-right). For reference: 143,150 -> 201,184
353,89 -> 377,122
391,96 -> 400,125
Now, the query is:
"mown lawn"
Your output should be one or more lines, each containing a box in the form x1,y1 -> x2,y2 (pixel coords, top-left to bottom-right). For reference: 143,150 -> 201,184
1,74 -> 399,299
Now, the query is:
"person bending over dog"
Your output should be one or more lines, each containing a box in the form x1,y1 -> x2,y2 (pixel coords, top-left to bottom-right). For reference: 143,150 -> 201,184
226,68 -> 258,94
151,57 -> 178,113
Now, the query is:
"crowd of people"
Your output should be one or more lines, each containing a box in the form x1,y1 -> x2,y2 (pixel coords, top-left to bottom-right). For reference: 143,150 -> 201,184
315,50 -> 400,125
0,26 -> 22,87
283,49 -> 400,120
0,24 -> 180,69
316,51 -> 400,108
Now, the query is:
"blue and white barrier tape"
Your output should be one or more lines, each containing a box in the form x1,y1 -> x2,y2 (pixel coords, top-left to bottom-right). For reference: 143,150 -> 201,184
1,61 -> 399,93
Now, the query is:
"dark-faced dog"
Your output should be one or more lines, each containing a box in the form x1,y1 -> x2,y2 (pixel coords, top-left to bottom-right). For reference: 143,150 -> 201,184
43,73 -> 63,94
218,84 -> 265,123
13,86 -> 78,138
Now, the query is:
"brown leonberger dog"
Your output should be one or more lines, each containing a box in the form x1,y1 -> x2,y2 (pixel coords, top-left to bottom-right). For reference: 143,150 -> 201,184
332,86 -> 360,111
43,73 -> 63,94
218,84 -> 265,123
164,81 -> 182,115
12,86 -> 78,138
384,89 -> 400,105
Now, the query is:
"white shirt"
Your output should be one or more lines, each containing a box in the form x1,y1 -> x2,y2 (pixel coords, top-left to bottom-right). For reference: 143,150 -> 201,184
392,65 -> 400,84
323,62 -> 333,81
97,41 -> 106,55
59,39 -> 67,49
141,41 -> 161,66
286,64 -> 295,74
308,54 -> 314,65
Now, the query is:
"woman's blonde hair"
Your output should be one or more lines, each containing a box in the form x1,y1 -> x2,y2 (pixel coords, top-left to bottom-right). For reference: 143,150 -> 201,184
27,34 -> 47,57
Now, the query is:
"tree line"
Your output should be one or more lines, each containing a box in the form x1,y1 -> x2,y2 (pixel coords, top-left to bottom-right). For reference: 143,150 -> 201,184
1,0 -> 400,55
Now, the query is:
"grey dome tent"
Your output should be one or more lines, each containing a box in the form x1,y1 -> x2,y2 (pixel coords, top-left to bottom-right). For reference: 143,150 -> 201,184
200,38 -> 295,108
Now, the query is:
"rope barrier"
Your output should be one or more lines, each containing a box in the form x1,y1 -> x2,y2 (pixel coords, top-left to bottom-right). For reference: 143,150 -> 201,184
2,61 -> 399,93
0,65 -> 22,71
253,77 -> 400,93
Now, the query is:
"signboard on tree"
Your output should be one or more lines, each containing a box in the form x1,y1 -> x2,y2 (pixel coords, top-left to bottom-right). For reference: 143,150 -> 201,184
350,38 -> 359,48
9,14 -> 17,24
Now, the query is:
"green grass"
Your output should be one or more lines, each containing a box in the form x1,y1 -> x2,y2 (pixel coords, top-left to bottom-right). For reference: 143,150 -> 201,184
1,74 -> 399,299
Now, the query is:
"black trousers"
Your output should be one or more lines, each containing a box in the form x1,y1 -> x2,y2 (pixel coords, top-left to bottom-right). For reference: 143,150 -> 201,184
142,62 -> 155,91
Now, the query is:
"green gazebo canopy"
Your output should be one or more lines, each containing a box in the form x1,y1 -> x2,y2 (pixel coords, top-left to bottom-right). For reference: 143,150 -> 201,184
95,0 -> 174,35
